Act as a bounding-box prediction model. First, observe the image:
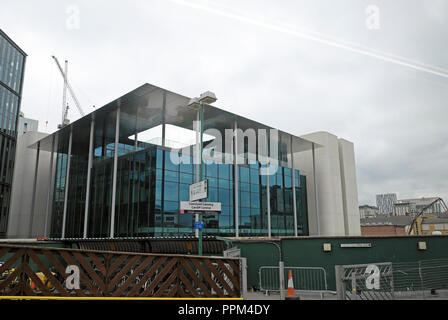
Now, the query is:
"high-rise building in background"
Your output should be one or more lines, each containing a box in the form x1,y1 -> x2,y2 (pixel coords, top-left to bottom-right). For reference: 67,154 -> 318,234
0,29 -> 27,237
359,204 -> 379,218
376,193 -> 397,216
393,197 -> 447,216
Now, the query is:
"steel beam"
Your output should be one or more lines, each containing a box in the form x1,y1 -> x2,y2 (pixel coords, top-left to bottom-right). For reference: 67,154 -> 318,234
291,136 -> 298,236
312,142 -> 320,235
234,120 -> 239,237
110,105 -> 120,238
83,115 -> 95,238
61,128 -> 73,239
266,134 -> 271,237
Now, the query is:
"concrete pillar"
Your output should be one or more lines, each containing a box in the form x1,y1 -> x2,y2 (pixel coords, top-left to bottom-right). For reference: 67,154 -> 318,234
44,135 -> 55,237
29,141 -> 40,237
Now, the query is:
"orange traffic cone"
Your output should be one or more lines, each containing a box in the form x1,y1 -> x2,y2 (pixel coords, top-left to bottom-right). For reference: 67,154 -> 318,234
286,270 -> 300,300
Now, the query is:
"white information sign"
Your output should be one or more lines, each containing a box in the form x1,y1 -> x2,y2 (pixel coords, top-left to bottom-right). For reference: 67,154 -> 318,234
189,180 -> 208,202
180,201 -> 221,214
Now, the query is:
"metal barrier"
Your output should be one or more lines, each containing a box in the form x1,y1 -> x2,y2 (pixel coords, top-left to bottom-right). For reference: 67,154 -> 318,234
394,259 -> 448,299
0,244 -> 241,298
259,266 -> 328,296
335,262 -> 394,300
336,259 -> 448,300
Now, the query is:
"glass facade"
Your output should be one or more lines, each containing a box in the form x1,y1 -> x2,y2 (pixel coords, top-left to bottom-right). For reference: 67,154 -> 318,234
38,83 -> 314,239
0,30 -> 26,237
51,144 -> 308,238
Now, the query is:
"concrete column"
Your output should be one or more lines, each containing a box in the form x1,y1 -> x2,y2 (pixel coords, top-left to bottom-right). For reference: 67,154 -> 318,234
29,141 -> 40,237
110,106 -> 120,238
61,128 -> 73,239
83,115 -> 95,238
338,139 -> 361,236
44,135 -> 55,237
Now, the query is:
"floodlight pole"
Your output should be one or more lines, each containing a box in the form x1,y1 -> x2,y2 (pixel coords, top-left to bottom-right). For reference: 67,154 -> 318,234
189,91 -> 216,256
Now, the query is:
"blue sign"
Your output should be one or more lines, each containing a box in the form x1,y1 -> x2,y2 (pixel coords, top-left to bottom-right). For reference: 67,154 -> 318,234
194,222 -> 204,230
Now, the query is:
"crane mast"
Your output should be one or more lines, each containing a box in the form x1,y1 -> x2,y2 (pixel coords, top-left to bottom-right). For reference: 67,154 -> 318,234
61,59 -> 69,128
51,55 -> 85,128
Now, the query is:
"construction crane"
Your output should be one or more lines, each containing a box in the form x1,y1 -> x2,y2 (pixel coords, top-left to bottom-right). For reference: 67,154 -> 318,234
51,55 -> 85,128
407,197 -> 448,235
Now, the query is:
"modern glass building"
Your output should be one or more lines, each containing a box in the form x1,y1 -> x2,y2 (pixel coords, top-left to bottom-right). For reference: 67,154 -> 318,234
0,29 -> 27,237
32,83 -> 319,239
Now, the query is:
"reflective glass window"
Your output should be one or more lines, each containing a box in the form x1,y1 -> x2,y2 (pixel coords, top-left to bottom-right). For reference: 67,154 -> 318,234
164,181 -> 178,201
218,164 -> 229,180
165,151 -> 179,171
239,167 -> 249,183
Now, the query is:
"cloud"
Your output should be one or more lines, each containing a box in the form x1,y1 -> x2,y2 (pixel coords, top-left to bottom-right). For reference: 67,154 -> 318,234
1,0 -> 447,207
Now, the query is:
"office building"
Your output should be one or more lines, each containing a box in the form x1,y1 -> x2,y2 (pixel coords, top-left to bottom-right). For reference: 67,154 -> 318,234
359,205 -> 379,219
393,197 -> 447,216
376,193 -> 397,216
0,29 -> 26,237
25,83 -> 360,238
7,114 -> 53,238
17,112 -> 39,136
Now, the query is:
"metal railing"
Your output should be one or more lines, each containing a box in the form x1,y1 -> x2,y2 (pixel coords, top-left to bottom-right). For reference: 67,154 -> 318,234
259,266 -> 328,295
336,259 -> 448,300
336,262 -> 394,300
393,259 -> 448,299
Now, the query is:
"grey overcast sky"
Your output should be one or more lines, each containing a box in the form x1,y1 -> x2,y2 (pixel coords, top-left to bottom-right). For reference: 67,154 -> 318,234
1,0 -> 447,206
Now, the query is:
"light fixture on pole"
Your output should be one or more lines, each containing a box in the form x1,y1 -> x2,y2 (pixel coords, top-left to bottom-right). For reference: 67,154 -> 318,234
187,91 -> 217,256
199,91 -> 217,104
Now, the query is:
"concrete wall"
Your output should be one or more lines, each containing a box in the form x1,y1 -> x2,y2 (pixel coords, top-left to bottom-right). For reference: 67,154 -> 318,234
338,139 -> 361,235
294,144 -> 319,236
297,131 -> 360,236
17,116 -> 39,136
7,131 -> 52,238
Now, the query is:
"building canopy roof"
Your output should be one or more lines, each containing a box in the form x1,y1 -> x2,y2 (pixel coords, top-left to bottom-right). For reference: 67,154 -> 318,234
31,83 -> 319,164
